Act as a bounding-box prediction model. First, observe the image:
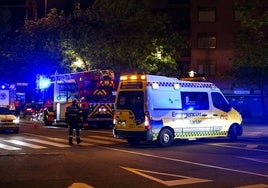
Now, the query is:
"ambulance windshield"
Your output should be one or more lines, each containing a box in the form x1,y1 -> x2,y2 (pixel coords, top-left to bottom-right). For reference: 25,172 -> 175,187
211,92 -> 231,112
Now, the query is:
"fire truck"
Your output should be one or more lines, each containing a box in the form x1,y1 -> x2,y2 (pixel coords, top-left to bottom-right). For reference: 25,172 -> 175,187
50,69 -> 117,128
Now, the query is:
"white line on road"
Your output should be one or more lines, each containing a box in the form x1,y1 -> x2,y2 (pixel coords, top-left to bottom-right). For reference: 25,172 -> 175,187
26,138 -> 70,147
3,140 -> 46,149
0,143 -> 21,150
102,146 -> 268,178
207,143 -> 268,152
237,157 -> 268,164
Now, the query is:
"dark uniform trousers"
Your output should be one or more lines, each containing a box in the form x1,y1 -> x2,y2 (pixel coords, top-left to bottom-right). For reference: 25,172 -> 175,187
66,105 -> 82,144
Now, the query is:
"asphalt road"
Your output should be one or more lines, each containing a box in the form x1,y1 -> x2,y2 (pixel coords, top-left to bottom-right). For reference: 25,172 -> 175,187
0,120 -> 267,188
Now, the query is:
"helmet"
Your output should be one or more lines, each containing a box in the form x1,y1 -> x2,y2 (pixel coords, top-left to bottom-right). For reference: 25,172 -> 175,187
72,99 -> 78,105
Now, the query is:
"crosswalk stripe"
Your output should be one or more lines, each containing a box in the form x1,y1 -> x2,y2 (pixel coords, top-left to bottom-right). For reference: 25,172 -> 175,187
0,133 -> 124,151
26,138 -> 70,147
0,143 -> 21,150
3,140 -> 46,149
82,137 -> 115,144
45,137 -> 93,146
89,135 -> 126,143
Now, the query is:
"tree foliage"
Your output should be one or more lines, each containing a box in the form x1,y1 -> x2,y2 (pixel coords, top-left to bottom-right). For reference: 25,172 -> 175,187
16,9 -> 70,80
3,0 -> 188,82
60,0 -> 187,76
233,0 -> 268,88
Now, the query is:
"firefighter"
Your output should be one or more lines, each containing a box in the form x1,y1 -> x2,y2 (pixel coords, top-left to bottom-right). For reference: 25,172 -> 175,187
66,99 -> 83,145
43,107 -> 55,126
80,97 -> 89,127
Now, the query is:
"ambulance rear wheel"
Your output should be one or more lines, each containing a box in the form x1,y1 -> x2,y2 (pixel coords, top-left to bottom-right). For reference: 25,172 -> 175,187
158,128 -> 174,147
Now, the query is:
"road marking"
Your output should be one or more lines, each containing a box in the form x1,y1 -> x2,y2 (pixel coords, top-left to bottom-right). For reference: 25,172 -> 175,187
246,144 -> 259,149
238,157 -> 268,164
81,137 -> 115,145
23,133 -> 114,145
236,184 -> 268,188
68,182 -> 94,188
208,143 -> 268,152
88,135 -> 126,143
103,147 -> 268,178
0,143 -> 21,150
3,140 -> 46,149
26,138 -> 70,147
121,166 -> 212,186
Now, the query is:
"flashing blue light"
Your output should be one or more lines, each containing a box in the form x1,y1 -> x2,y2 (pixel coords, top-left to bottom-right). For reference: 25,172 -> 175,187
1,85 -> 5,89
187,107 -> 194,111
39,76 -> 51,89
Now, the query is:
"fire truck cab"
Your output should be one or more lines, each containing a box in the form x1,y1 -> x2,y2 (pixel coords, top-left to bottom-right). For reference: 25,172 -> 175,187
51,70 -> 117,128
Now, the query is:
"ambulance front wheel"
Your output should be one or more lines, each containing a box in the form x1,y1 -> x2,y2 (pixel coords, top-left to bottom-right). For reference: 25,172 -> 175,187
158,128 -> 174,147
228,124 -> 238,141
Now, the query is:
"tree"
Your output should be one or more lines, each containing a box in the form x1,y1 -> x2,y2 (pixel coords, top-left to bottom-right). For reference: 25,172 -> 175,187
233,0 -> 268,87
63,0 -> 187,77
233,0 -> 268,114
13,8 -> 70,81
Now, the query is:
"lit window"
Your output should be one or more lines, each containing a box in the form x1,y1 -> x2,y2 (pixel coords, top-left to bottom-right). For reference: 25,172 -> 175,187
197,33 -> 216,48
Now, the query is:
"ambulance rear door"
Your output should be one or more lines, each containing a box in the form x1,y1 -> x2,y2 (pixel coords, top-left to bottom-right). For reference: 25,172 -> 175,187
115,90 -> 145,131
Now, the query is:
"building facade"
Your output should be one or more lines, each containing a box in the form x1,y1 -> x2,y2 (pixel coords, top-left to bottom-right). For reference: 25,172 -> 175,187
190,0 -> 239,88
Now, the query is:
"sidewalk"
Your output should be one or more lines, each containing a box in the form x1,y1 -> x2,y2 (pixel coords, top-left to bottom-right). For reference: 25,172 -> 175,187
242,118 -> 268,137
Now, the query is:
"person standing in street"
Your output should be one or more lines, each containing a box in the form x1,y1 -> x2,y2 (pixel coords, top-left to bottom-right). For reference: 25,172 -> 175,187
66,99 -> 83,145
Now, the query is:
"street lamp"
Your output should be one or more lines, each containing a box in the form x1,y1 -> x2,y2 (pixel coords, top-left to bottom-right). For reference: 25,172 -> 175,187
188,70 -> 196,77
44,0 -> 47,16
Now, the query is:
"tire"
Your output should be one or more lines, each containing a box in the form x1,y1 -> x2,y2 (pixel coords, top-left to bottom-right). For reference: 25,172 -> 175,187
228,124 -> 237,141
158,128 -> 174,147
127,138 -> 141,145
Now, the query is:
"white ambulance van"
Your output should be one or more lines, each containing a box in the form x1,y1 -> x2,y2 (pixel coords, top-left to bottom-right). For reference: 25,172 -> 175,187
113,74 -> 243,147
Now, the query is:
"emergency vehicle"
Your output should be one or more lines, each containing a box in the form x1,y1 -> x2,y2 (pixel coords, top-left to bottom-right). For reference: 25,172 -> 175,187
50,69 -> 117,127
113,74 -> 243,147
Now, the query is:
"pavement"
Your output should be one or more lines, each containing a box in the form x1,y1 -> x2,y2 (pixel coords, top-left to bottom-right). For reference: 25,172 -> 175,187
242,118 -> 268,138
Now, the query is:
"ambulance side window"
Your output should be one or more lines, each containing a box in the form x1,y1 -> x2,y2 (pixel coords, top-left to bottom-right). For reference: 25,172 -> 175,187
181,92 -> 209,110
211,92 -> 231,112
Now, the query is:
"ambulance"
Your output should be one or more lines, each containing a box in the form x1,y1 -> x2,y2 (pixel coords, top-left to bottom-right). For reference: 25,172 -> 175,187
113,74 -> 243,147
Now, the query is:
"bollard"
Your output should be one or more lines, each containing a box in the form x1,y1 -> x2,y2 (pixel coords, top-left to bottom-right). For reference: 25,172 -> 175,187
33,121 -> 37,129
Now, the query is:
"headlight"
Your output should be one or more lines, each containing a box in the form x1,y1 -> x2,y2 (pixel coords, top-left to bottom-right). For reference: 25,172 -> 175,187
13,119 -> 20,124
98,108 -> 107,112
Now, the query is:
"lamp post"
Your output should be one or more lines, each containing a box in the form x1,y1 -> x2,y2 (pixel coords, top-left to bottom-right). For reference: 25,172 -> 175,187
44,0 -> 47,16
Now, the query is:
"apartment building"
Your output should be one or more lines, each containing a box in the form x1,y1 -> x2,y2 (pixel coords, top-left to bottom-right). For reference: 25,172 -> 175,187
190,0 -> 240,88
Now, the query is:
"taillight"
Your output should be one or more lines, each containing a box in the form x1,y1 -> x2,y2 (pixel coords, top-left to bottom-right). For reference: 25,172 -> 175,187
113,114 -> 117,125
144,111 -> 150,130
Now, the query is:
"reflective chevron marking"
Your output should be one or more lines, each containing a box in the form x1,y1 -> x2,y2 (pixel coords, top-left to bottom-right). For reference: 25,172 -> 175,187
26,138 -> 70,147
3,140 -> 46,149
0,143 -> 21,150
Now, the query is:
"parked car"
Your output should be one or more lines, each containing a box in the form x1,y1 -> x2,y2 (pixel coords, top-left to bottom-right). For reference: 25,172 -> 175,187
0,106 -> 20,133
22,103 -> 43,119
